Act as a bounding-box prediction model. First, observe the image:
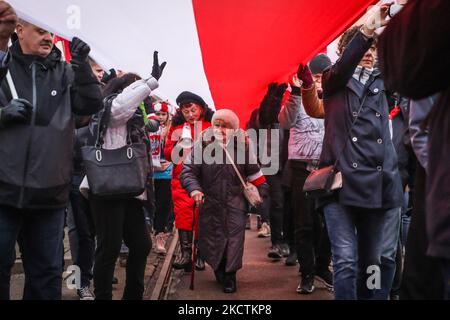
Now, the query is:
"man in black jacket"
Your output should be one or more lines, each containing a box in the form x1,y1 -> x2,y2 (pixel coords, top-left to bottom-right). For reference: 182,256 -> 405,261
0,2 -> 103,300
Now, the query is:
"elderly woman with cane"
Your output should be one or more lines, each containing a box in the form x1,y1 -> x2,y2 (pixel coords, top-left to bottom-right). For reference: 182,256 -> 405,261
181,109 -> 268,293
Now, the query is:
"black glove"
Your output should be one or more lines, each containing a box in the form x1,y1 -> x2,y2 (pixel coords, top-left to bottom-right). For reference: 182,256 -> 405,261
275,83 -> 288,99
259,83 -> 287,125
69,37 -> 91,68
151,51 -> 167,81
69,37 -> 99,86
101,68 -> 117,84
262,83 -> 287,101
0,98 -> 33,128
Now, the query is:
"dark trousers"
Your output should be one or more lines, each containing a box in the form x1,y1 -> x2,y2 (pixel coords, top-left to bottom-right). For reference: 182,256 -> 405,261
142,182 -> 155,231
283,189 -> 295,250
0,206 -> 65,300
68,175 -> 95,288
391,192 -> 411,297
153,179 -> 172,234
400,164 -> 444,299
255,195 -> 270,224
89,197 -> 151,300
441,259 -> 450,300
290,161 -> 331,276
266,173 -> 285,245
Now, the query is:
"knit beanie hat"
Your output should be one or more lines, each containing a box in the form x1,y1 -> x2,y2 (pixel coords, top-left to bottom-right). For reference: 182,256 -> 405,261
211,109 -> 240,129
309,53 -> 332,75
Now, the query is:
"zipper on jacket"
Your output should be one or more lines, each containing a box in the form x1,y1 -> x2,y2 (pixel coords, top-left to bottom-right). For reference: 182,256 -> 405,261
18,62 -> 39,208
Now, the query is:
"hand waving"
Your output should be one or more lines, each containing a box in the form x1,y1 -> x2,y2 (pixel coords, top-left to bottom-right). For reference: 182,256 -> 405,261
151,51 -> 167,81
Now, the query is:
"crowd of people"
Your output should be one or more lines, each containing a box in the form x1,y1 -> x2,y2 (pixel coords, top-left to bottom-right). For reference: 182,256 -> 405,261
0,0 -> 449,300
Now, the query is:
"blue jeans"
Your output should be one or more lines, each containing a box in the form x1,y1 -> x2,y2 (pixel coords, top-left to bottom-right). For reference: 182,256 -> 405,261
401,191 -> 411,248
374,207 -> 401,300
0,205 -> 65,300
324,202 -> 389,300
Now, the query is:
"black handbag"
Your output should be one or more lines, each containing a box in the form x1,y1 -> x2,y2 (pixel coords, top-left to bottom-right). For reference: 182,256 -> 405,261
81,96 -> 149,199
303,76 -> 375,198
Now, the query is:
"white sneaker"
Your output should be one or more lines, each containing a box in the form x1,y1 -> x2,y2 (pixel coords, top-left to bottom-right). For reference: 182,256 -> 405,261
257,222 -> 271,238
154,232 -> 167,254
77,286 -> 95,300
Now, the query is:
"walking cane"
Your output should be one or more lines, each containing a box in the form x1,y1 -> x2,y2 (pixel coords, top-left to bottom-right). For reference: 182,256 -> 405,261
190,203 -> 200,290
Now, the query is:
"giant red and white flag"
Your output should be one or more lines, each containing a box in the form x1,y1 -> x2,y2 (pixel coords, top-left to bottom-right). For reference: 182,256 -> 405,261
9,0 -> 376,125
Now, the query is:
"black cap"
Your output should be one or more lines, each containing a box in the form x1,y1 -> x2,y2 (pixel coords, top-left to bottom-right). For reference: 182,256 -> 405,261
309,53 -> 332,75
176,91 -> 207,108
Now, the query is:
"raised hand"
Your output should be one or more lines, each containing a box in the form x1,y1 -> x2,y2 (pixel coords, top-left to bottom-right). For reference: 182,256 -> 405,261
151,51 -> 167,81
69,37 -> 91,67
275,83 -> 288,99
101,68 -> 117,84
297,64 -> 314,89
363,3 -> 391,36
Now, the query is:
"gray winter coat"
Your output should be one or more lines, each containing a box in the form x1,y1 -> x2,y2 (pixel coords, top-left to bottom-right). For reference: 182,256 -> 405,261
278,93 -> 324,161
180,130 -> 268,272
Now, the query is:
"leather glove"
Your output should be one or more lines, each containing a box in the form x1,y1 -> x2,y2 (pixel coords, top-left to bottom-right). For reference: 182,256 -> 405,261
151,51 -> 167,81
297,64 -> 314,89
259,83 -> 287,125
101,68 -> 117,84
70,37 -> 100,85
0,98 -> 33,128
70,37 -> 91,68
275,83 -> 288,99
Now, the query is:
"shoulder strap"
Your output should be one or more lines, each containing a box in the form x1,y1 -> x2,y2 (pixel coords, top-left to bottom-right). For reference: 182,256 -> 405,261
221,144 -> 247,188
95,95 -> 114,147
6,71 -> 19,100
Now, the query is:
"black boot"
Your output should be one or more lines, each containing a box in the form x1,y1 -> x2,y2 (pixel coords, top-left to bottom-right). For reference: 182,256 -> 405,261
195,256 -> 205,271
214,258 -> 226,284
172,230 -> 193,271
223,272 -> 237,293
214,269 -> 225,284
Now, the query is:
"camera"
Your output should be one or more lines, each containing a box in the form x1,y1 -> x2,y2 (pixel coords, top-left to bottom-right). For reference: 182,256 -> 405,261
388,3 -> 404,18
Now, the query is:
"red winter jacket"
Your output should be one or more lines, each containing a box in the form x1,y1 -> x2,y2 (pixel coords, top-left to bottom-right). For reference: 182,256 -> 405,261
164,120 -> 211,230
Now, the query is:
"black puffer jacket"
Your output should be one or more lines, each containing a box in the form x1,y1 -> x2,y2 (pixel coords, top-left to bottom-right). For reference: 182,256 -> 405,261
0,41 -> 103,209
